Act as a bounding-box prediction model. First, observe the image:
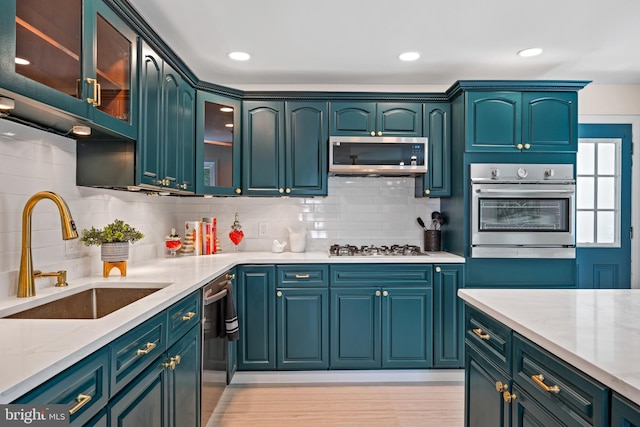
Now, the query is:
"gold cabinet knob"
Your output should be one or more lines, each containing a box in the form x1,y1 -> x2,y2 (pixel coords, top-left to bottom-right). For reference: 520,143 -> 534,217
516,143 -> 523,150
285,188 -> 291,193
382,290 -> 389,297
425,189 -> 431,195
375,290 -> 381,297
235,188 -> 241,194
503,391 -> 516,403
524,143 -> 531,149
279,188 -> 284,193
277,290 -> 283,297
370,131 -> 376,136
377,131 -> 382,136
226,273 -> 236,280
495,381 -> 509,393
435,266 -> 441,273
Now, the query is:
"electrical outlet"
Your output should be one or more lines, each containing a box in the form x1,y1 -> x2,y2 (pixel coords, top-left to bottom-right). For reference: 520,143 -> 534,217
259,222 -> 268,237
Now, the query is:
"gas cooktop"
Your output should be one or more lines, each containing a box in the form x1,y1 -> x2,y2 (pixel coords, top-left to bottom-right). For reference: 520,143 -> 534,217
329,244 -> 426,257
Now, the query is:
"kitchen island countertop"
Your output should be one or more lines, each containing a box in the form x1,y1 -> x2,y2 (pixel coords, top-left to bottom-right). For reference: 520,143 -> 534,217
458,288 -> 640,406
0,250 -> 463,403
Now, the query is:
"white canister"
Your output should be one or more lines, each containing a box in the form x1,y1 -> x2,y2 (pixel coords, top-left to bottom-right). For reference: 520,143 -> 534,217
288,227 -> 307,253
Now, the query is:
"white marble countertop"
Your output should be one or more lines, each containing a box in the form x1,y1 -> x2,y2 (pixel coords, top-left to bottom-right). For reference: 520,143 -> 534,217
458,289 -> 640,406
0,250 -> 463,403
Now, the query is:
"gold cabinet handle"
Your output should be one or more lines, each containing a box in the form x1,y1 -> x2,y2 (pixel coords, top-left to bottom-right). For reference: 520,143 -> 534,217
425,189 -> 431,195
182,311 -> 196,321
226,273 -> 236,280
503,391 -> 517,403
85,78 -> 98,106
516,143 -> 523,150
495,381 -> 508,393
382,290 -> 389,297
435,266 -> 441,273
531,374 -> 560,393
163,355 -> 181,370
370,131 -> 376,136
136,342 -> 157,356
235,188 -> 241,194
375,290 -> 381,297
277,290 -> 283,297
472,328 -> 490,340
69,393 -> 92,415
95,82 -> 101,107
295,274 -> 310,279
524,143 -> 531,149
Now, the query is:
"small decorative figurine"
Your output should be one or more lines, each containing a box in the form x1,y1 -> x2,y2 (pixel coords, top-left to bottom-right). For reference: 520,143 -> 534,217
229,213 -> 244,251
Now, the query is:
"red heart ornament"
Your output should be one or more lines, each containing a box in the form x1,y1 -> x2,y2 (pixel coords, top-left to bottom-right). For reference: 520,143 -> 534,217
229,229 -> 244,245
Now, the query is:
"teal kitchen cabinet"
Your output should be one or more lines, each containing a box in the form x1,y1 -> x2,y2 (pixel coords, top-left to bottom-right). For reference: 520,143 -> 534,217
330,102 -> 423,137
415,102 -> 451,197
611,393 -> 640,426
466,91 -> 577,152
138,41 -> 195,194
166,323 -> 200,427
13,347 -> 110,426
196,91 -> 242,195
276,265 -> 329,370
242,101 -> 328,196
0,0 -> 137,138
330,264 -> 433,369
433,264 -> 464,368
237,265 -> 276,369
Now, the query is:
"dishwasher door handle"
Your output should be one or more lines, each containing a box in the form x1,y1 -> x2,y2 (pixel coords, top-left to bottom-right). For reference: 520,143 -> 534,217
204,288 -> 228,305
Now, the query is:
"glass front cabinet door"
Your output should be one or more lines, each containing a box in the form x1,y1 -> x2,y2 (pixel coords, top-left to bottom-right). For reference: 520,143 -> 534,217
1,0 -> 137,138
196,91 -> 242,195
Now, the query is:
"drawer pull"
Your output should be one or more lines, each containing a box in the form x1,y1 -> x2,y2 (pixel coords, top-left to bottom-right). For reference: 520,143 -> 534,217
136,342 -> 157,356
473,328 -> 491,340
69,393 -> 92,415
495,381 -> 508,393
502,391 -> 517,403
531,374 -> 560,393
295,274 -> 310,279
182,311 -> 196,321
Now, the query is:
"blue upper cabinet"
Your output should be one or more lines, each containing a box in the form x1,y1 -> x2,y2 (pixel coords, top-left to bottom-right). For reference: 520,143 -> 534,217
196,91 -> 242,195
0,0 -> 138,139
416,103 -> 451,197
466,91 -> 577,152
243,100 -> 328,196
330,102 -> 423,137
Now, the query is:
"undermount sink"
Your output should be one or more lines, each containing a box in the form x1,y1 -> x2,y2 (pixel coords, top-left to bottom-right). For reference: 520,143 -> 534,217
3,283 -> 171,320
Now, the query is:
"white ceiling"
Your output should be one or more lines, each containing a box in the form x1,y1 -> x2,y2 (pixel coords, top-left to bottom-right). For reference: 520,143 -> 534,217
126,0 -> 640,91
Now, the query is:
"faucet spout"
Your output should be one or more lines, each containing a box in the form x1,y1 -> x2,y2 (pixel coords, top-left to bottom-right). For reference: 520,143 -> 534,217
18,191 -> 78,298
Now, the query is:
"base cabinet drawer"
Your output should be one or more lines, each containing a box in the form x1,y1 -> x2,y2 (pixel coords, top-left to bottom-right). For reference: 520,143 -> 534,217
513,334 -> 609,427
466,306 -> 511,374
510,383 -> 565,427
14,348 -> 109,426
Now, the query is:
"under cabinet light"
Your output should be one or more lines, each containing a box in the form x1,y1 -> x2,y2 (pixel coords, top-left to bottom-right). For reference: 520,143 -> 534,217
15,57 -> 30,65
228,52 -> 251,61
517,48 -> 543,57
71,125 -> 91,136
220,107 -> 234,112
0,97 -> 15,110
398,52 -> 420,61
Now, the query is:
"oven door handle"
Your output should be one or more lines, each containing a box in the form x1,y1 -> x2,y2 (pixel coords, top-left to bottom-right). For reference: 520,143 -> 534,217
476,189 -> 574,194
204,288 -> 228,305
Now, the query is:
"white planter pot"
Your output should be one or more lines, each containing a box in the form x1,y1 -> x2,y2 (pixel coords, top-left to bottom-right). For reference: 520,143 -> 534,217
101,242 -> 130,262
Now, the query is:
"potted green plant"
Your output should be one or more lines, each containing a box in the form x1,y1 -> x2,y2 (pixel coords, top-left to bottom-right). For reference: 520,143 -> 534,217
80,219 -> 144,262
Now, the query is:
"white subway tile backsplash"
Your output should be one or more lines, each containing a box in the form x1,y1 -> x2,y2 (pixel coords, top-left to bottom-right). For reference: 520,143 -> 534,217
0,120 -> 442,300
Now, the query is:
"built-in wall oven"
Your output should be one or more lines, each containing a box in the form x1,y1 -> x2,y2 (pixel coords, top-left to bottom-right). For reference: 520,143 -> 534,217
201,272 -> 233,426
470,163 -> 576,258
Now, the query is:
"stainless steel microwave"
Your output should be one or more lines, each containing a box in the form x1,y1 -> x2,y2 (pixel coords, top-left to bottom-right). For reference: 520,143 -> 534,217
329,136 -> 428,176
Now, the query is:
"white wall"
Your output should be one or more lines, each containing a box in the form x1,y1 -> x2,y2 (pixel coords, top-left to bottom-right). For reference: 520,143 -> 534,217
0,120 -> 439,300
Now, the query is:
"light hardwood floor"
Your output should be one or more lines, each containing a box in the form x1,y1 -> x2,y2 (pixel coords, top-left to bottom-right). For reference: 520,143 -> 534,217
207,382 -> 464,427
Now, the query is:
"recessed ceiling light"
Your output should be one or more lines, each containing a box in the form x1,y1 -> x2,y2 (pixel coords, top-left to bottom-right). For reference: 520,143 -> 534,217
220,107 -> 234,112
228,52 -> 251,61
15,57 -> 30,65
398,52 -> 420,62
517,48 -> 543,57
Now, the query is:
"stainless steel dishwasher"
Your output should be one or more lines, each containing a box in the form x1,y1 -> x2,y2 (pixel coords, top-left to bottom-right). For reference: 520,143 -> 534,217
201,271 -> 233,426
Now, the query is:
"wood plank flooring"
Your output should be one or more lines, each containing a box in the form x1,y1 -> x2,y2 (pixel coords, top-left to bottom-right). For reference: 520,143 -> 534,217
207,382 -> 464,427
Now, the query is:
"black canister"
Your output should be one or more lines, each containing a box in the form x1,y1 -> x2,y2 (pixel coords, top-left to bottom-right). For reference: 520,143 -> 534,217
424,230 -> 441,252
